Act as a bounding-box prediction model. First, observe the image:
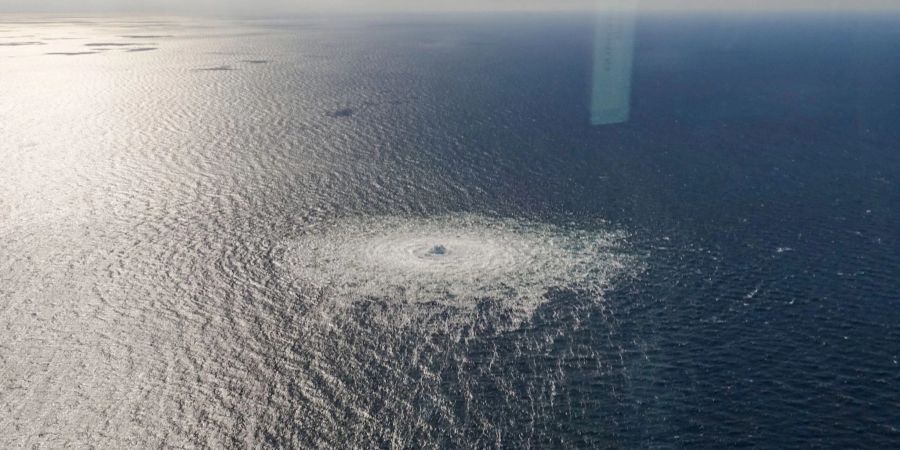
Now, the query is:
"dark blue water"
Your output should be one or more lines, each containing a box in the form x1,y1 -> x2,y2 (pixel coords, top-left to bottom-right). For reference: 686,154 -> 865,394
541,14 -> 900,447
485,14 -> 900,447
2,12 -> 899,448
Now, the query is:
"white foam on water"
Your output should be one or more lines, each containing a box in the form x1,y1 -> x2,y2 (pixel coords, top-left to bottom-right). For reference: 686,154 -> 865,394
282,214 -> 638,325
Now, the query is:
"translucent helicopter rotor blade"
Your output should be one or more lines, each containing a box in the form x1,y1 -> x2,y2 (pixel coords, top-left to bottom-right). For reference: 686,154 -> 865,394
591,0 -> 637,125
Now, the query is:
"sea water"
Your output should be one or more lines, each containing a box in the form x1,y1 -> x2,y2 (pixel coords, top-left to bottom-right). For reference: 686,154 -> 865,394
1,13 -> 899,448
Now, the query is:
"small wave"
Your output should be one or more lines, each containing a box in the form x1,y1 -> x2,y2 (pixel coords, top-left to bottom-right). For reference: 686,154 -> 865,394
194,65 -> 234,71
45,51 -> 99,56
0,41 -> 45,46
85,42 -> 141,47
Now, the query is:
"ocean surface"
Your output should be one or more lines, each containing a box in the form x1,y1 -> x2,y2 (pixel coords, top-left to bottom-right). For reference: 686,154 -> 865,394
1,12 -> 899,449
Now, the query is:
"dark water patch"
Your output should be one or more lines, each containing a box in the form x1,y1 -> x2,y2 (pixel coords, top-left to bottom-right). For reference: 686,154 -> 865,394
112,22 -> 177,28
125,47 -> 158,52
0,20 -> 90,25
120,35 -> 174,39
0,41 -> 45,46
194,65 -> 234,71
85,42 -> 141,47
328,108 -> 355,118
45,51 -> 99,56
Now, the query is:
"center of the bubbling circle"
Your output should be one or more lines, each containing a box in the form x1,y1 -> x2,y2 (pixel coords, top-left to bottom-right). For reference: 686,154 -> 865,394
426,244 -> 448,256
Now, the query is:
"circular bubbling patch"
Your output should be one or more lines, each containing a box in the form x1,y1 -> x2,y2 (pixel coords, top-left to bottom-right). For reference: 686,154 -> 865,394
283,215 -> 636,323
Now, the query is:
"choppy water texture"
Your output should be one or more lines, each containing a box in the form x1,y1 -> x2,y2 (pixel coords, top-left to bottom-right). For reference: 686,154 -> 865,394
282,215 -> 634,325
2,13 -> 900,449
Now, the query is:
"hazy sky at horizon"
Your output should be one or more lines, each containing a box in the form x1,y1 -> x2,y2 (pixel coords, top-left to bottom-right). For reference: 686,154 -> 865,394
1,0 -> 899,15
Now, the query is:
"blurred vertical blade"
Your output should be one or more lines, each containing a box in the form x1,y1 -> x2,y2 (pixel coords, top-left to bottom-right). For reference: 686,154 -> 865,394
591,0 -> 636,125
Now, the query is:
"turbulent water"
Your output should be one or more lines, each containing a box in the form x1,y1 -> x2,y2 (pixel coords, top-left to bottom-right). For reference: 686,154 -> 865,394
282,214 -> 635,325
2,13 -> 900,449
